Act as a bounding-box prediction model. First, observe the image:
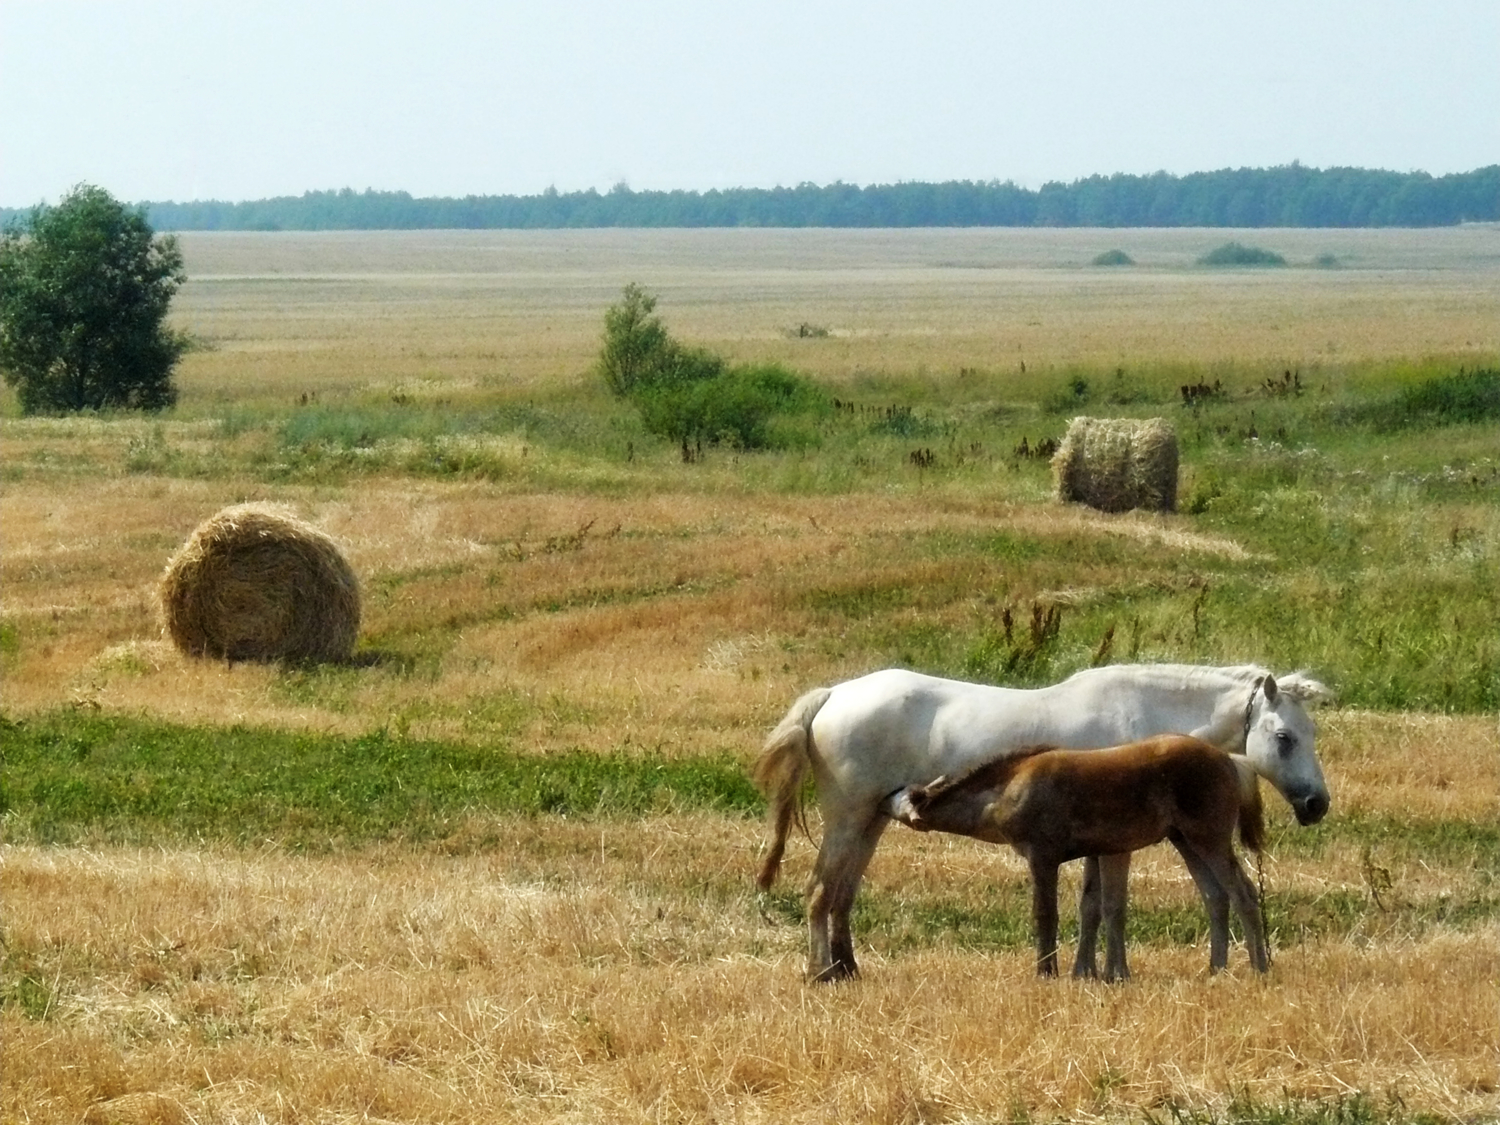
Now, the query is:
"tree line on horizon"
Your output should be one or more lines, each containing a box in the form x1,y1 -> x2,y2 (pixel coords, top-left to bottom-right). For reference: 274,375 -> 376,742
5,165 -> 1498,231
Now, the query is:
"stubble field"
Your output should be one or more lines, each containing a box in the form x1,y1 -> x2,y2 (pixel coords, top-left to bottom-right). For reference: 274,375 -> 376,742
3,226 -> 1498,1124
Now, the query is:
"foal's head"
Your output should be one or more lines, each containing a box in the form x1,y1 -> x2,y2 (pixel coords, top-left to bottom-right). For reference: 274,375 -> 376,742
1241,672 -> 1333,825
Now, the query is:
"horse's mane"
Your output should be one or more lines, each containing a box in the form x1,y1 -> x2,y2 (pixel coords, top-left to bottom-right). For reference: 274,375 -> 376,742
1061,662 -> 1267,690
1062,662 -> 1333,706
1275,671 -> 1336,705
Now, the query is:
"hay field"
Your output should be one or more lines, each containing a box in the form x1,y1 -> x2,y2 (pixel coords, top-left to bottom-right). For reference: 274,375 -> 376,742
3,227 -> 1499,1124
168,226 -> 1500,406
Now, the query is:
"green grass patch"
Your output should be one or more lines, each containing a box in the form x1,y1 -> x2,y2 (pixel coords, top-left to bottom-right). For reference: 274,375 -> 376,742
1330,366 -> 1500,432
1143,1091 -> 1453,1125
0,711 -> 759,848
849,877 -> 1498,960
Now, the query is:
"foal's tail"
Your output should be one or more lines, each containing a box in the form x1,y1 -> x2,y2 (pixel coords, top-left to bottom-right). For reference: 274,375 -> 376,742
1235,761 -> 1266,854
751,687 -> 832,891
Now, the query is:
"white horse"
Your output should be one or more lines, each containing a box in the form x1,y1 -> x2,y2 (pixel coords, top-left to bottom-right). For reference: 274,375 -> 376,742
753,663 -> 1332,982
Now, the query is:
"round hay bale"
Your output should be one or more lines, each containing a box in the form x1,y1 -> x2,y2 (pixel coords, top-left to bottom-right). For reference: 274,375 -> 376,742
160,503 -> 361,663
1051,416 -> 1179,513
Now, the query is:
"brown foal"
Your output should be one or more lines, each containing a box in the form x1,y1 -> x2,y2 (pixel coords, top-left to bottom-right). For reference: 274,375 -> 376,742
887,733 -> 1269,977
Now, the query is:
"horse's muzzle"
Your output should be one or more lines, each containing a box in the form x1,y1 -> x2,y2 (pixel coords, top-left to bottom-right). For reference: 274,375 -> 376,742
1294,792 -> 1329,825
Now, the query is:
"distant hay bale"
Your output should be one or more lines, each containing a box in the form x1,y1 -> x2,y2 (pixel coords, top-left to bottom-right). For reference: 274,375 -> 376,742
1052,417 -> 1179,513
160,503 -> 360,663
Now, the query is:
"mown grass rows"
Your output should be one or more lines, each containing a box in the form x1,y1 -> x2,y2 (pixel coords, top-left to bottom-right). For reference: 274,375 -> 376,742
13,362 -> 1494,714
3,711 -> 1494,963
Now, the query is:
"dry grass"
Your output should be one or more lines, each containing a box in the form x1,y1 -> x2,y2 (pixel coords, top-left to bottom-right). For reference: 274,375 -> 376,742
4,831 -> 1496,1125
163,228 -> 1500,408
3,228 -> 1498,1123
1315,710 -> 1500,822
4,707 -> 1495,1123
0,474 -> 1266,745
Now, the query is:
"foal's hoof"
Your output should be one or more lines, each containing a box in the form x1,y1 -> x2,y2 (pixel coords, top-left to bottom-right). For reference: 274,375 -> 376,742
807,961 -> 859,984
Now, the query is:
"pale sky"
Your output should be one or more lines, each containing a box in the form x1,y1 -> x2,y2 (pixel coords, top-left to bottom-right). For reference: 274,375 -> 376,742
3,0 -> 1497,208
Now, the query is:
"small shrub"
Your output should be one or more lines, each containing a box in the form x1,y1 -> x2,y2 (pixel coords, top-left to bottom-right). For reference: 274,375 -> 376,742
964,601 -> 1067,684
867,404 -> 938,439
1091,249 -> 1134,266
1313,253 -> 1342,269
1198,242 -> 1287,267
1042,374 -> 1092,414
1396,366 -> 1500,425
598,283 -> 674,397
597,283 -> 724,398
1332,367 -> 1500,432
1183,466 -> 1225,515
597,286 -> 826,453
635,362 -> 825,450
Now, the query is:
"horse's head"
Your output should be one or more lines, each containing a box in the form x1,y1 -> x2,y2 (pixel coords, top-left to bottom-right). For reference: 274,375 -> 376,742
1242,672 -> 1334,825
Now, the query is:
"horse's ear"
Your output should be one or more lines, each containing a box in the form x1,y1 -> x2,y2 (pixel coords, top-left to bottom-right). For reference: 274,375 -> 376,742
1262,673 -> 1279,703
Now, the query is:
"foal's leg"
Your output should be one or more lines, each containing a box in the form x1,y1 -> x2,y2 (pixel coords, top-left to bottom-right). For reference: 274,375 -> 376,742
1097,852 -> 1133,982
1073,853 -> 1134,979
1180,835 -> 1269,973
1169,833 -> 1233,972
1072,856 -> 1102,979
1028,854 -> 1063,977
1214,852 -> 1269,973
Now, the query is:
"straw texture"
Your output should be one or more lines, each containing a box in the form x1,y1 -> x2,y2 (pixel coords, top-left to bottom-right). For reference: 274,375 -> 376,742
1052,416 -> 1179,513
160,504 -> 360,662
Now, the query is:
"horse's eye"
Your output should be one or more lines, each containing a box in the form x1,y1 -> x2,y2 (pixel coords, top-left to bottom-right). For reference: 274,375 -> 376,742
1275,731 -> 1295,756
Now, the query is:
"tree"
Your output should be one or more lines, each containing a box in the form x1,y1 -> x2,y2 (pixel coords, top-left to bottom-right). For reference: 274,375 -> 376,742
597,283 -> 670,397
0,184 -> 189,412
597,282 -> 722,398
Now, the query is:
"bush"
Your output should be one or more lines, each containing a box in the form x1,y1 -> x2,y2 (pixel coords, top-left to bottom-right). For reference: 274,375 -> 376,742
1337,367 -> 1500,432
1397,366 -> 1500,424
1042,374 -> 1092,414
636,362 -> 825,450
598,282 -> 672,397
598,285 -> 825,452
1198,241 -> 1287,267
1091,249 -> 1134,266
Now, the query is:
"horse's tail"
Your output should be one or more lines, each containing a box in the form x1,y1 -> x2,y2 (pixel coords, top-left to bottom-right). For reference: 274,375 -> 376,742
752,686 -> 832,891
1235,761 -> 1266,854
